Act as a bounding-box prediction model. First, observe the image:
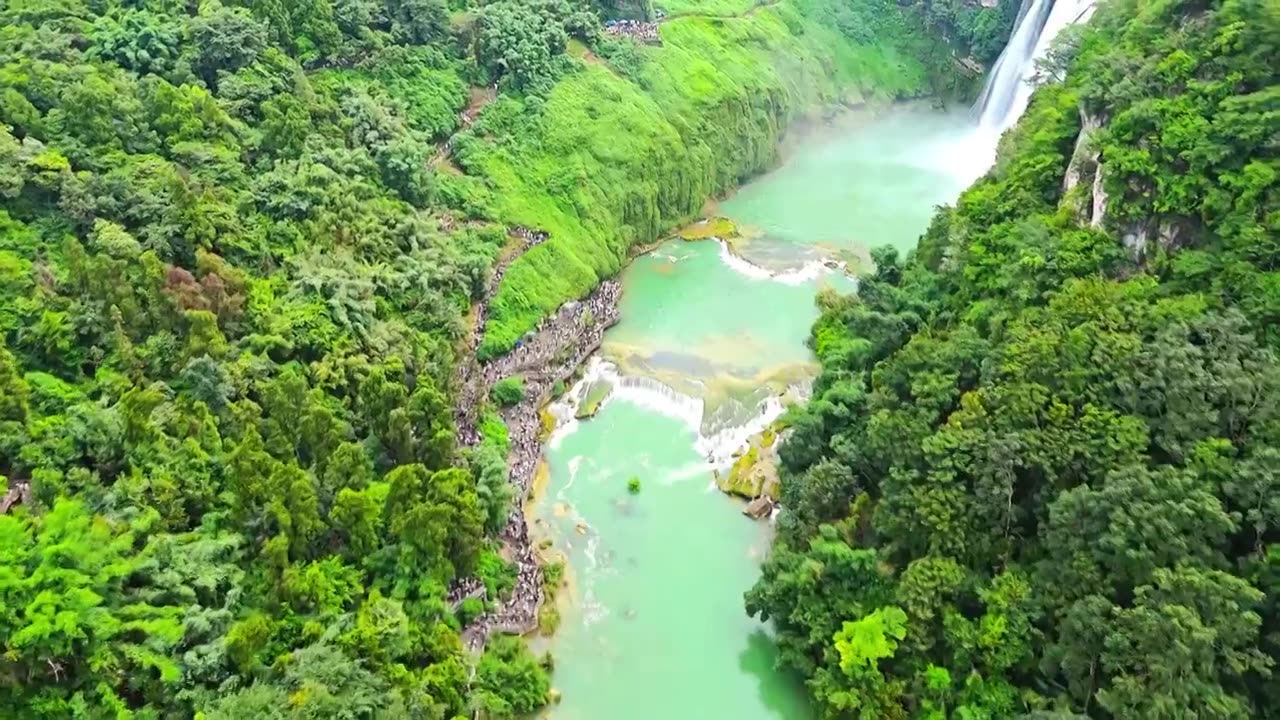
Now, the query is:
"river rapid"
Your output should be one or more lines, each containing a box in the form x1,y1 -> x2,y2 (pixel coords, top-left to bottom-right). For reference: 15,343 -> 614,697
528,107 -> 995,719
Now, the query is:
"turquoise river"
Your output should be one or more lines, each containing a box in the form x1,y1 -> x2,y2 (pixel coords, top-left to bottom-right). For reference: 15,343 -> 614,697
529,108 -> 994,719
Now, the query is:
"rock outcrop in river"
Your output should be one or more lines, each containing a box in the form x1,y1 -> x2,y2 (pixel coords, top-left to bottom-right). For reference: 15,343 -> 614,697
714,427 -> 782,520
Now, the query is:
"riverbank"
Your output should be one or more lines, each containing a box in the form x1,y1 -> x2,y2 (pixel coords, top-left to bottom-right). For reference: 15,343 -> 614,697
517,104 -> 993,718
460,278 -> 622,651
450,102 -> 933,658
456,0 -> 955,358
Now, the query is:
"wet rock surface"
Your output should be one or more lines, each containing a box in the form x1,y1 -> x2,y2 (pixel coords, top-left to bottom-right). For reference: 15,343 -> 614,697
714,428 -> 780,501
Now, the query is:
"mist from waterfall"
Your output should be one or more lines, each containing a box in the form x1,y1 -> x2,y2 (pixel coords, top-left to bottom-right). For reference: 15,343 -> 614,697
974,0 -> 1099,133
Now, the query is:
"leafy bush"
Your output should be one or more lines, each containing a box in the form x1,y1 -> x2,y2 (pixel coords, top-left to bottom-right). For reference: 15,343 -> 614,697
458,596 -> 485,625
491,376 -> 526,406
542,560 -> 565,590
473,636 -> 553,718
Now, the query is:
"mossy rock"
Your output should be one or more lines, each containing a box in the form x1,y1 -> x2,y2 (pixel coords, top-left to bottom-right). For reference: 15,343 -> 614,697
762,471 -> 781,499
677,216 -> 738,241
539,408 -> 557,440
538,605 -> 561,636
575,380 -> 612,419
716,430 -> 782,500
716,443 -> 762,499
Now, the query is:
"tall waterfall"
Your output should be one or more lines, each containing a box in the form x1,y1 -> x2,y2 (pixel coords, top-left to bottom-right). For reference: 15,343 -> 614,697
974,0 -> 1098,132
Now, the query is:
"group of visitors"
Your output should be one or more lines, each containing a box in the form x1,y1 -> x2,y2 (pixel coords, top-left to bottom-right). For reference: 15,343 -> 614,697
604,19 -> 661,43
447,576 -> 486,608
463,280 -> 621,647
451,225 -> 623,652
453,226 -> 551,448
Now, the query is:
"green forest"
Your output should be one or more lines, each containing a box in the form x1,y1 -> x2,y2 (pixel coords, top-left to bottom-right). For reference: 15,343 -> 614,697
748,0 -> 1280,716
0,0 -> 1016,716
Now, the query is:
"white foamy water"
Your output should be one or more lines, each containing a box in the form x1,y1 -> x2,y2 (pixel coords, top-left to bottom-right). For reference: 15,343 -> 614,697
542,355 -> 800,484
665,460 -> 720,486
546,357 -> 611,448
976,0 -> 1097,133
695,395 -> 787,468
715,239 -> 840,285
611,375 -> 705,434
564,454 -> 585,492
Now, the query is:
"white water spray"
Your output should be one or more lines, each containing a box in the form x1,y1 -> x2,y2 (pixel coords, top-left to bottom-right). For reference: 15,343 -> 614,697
975,0 -> 1098,133
694,394 -> 787,468
612,375 -> 706,434
715,240 -> 840,285
546,356 -> 797,475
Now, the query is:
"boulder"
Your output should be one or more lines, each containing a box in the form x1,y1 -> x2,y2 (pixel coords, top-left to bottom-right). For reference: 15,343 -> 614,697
575,380 -> 612,419
743,495 -> 775,520
676,216 -> 738,241
955,55 -> 984,75
716,443 -> 763,498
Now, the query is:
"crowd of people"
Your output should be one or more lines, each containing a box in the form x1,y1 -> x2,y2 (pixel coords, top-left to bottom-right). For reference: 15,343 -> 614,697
464,279 -> 622,650
604,19 -> 661,43
451,225 -> 623,653
453,226 -> 550,448
446,576 -> 486,609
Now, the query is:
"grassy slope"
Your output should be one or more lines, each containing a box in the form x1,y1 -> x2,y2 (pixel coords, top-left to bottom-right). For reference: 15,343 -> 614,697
659,0 -> 768,17
457,2 -> 929,357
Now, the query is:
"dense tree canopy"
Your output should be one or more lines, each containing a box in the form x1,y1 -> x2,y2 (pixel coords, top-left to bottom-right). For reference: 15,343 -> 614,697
749,0 -> 1280,716
0,0 -> 1013,713
0,0 -> 568,715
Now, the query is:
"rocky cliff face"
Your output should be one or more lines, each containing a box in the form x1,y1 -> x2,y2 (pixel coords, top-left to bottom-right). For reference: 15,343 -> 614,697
1062,104 -> 1204,267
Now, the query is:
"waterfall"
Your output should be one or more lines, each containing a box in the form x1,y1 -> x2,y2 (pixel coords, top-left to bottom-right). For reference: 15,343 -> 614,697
546,356 -> 797,471
974,0 -> 1098,132
613,375 -> 706,433
694,394 -> 787,467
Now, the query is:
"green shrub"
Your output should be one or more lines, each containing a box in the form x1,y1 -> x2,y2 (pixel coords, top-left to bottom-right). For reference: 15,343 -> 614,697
457,596 -> 484,626
542,560 -> 565,591
538,604 -> 561,635
490,376 -> 526,406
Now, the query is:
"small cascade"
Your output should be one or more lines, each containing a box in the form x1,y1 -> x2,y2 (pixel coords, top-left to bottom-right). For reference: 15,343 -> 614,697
974,0 -> 1097,133
545,355 -> 803,473
715,239 -> 841,285
549,357 -> 707,438
612,375 -> 706,434
695,395 -> 787,467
